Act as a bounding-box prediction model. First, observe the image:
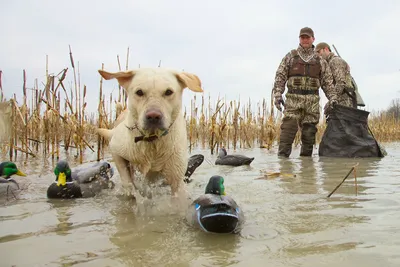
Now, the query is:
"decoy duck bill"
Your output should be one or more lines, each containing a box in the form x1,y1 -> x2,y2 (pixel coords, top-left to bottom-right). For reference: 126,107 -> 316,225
16,170 -> 27,177
57,172 -> 67,186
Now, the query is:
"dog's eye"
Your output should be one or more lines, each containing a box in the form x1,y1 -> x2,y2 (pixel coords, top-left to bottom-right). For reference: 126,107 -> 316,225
164,89 -> 173,96
136,89 -> 144,96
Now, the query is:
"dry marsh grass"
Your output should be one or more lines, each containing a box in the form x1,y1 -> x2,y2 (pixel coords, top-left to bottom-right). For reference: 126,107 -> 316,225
1,49 -> 398,162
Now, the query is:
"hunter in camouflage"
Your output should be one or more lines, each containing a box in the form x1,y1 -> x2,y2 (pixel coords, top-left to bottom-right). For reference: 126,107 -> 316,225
315,42 -> 357,108
272,27 -> 338,158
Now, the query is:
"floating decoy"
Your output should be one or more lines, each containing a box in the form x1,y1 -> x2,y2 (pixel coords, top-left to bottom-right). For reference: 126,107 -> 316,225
0,161 -> 27,198
184,154 -> 205,183
186,175 -> 244,234
47,160 -> 115,199
215,148 -> 254,166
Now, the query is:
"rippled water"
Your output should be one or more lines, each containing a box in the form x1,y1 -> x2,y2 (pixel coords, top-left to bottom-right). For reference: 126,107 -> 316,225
1,142 -> 400,267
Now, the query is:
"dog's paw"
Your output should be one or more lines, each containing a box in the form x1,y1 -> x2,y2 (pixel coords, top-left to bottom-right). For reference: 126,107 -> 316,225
170,191 -> 191,211
116,193 -> 136,202
116,194 -> 136,202
116,183 -> 136,200
123,183 -> 134,195
171,187 -> 191,202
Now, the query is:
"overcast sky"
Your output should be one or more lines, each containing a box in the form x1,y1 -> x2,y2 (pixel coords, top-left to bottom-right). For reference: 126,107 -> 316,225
1,0 -> 399,116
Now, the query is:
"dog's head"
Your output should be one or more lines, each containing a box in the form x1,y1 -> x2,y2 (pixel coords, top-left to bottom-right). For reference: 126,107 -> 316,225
99,68 -> 203,135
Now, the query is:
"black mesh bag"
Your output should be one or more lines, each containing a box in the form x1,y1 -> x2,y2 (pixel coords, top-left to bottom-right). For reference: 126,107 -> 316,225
318,105 -> 385,158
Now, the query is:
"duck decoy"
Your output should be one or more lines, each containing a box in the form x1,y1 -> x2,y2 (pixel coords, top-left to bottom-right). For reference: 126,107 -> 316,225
215,148 -> 254,166
184,154 -> 205,183
0,161 -> 27,198
47,160 -> 115,199
186,175 -> 245,234
159,154 -> 205,186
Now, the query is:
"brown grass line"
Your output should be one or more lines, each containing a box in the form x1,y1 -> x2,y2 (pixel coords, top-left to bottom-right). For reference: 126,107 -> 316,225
0,54 -> 399,163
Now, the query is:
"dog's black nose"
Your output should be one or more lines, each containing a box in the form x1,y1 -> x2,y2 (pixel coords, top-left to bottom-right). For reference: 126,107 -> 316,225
145,109 -> 163,126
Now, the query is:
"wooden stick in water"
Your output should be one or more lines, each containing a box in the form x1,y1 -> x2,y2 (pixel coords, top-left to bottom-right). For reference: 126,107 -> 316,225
354,163 -> 358,196
327,163 -> 359,198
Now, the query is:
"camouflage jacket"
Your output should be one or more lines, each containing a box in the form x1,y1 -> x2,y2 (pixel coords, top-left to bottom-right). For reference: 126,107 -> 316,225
272,45 -> 337,100
326,52 -> 354,94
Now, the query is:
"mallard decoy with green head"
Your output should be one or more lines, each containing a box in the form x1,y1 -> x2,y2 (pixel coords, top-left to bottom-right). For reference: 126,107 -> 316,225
215,148 -> 254,166
47,160 -> 115,199
186,175 -> 245,234
0,161 -> 27,197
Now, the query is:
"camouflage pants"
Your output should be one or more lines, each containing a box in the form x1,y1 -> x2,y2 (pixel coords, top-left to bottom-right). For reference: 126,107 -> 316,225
278,93 -> 320,157
283,94 -> 320,124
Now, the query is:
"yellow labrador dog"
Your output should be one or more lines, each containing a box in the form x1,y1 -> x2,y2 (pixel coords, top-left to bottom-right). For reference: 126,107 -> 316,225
97,68 -> 203,199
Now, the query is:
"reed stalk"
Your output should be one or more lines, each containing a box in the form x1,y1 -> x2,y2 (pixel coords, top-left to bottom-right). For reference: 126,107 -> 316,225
97,64 -> 104,161
1,50 -> 399,164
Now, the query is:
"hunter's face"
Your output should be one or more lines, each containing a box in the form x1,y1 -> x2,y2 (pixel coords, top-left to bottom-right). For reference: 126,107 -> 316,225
316,48 -> 328,59
299,35 -> 314,49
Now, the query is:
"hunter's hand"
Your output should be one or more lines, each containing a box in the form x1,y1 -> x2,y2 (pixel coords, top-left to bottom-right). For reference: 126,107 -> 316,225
274,95 -> 285,111
324,98 -> 338,115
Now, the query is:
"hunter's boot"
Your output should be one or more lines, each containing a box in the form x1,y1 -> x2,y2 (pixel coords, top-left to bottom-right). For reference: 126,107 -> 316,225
278,118 -> 299,157
300,123 -> 317,156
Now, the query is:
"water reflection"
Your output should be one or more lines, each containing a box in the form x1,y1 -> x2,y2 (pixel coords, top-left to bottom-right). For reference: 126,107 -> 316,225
188,233 -> 241,267
109,195 -> 241,266
277,157 -> 319,195
1,145 -> 400,266
317,156 -> 382,197
48,199 -> 75,236
273,156 -> 372,258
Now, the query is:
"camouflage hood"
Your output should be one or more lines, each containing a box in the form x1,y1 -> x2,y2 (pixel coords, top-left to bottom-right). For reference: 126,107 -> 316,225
296,44 -> 316,62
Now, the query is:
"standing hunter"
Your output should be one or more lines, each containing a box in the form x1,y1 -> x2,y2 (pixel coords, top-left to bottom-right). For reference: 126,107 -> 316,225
315,42 -> 357,108
272,27 -> 338,158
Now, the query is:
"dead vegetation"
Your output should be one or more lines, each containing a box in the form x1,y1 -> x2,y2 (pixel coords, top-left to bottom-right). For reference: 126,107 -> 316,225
1,48 -> 398,163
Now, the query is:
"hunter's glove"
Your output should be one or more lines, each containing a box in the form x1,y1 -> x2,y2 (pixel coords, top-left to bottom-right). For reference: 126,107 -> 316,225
324,98 -> 338,115
274,93 -> 285,112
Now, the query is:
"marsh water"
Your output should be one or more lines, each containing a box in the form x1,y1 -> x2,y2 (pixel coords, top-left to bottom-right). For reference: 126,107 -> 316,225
1,143 -> 399,267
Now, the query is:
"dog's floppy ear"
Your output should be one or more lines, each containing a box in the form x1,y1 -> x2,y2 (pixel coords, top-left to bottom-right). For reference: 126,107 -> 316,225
98,70 -> 136,89
176,72 -> 203,93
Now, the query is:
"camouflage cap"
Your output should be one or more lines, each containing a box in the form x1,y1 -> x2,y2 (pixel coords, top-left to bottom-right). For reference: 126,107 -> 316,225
315,42 -> 331,52
299,27 -> 314,37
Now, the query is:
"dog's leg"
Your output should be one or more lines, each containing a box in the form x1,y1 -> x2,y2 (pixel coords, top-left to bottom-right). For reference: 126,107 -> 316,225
163,160 -> 188,198
113,154 -> 135,198
163,163 -> 191,211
